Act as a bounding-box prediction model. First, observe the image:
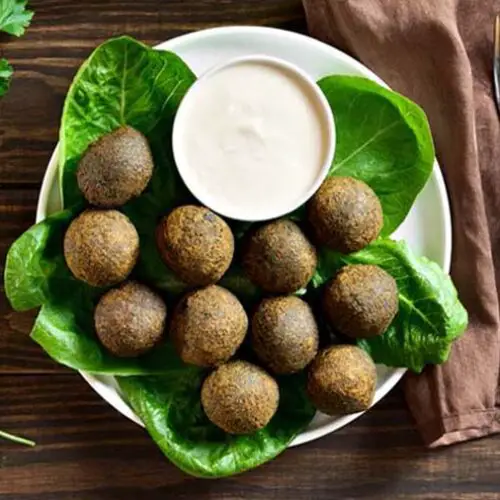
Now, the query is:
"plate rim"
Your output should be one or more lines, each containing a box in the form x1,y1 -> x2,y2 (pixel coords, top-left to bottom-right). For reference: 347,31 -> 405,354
35,25 -> 452,448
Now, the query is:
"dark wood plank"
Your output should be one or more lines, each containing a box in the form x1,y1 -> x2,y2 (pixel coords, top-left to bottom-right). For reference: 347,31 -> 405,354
0,0 -> 305,186
0,377 -> 498,500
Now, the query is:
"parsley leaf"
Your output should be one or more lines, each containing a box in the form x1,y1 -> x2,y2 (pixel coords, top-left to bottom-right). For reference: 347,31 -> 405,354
0,58 -> 13,97
0,0 -> 34,37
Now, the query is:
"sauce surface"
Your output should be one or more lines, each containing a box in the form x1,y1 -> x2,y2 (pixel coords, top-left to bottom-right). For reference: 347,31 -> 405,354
175,60 -> 330,219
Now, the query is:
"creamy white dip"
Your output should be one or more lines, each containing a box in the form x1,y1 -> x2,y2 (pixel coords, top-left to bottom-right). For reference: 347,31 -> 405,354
173,58 -> 334,220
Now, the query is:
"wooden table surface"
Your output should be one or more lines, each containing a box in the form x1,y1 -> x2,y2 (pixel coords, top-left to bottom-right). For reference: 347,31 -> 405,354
0,1 -> 499,499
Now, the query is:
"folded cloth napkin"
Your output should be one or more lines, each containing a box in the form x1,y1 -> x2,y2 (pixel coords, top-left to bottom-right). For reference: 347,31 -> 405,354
303,0 -> 500,446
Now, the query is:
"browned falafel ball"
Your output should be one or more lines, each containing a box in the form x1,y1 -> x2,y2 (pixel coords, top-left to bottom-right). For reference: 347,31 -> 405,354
63,209 -> 139,287
251,296 -> 319,374
77,126 -> 154,207
307,345 -> 377,415
156,205 -> 234,286
170,285 -> 248,367
242,219 -> 317,294
94,281 -> 167,357
201,360 -> 279,434
308,176 -> 383,253
323,264 -> 398,339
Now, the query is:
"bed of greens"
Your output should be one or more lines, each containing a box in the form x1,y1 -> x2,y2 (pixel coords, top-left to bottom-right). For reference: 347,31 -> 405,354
4,36 -> 467,477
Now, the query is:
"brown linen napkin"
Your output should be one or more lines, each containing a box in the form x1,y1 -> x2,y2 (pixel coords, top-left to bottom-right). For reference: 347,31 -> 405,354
303,0 -> 500,446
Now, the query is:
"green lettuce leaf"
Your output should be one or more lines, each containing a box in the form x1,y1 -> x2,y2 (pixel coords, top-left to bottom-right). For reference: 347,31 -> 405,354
318,76 -> 435,236
312,239 -> 468,372
0,58 -> 13,97
0,0 -> 33,36
4,210 -> 78,312
32,300 -> 182,375
118,357 -> 315,478
60,35 -> 195,209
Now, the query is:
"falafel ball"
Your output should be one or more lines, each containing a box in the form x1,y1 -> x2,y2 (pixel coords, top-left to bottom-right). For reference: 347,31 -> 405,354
64,209 -> 139,287
251,296 -> 319,374
170,285 -> 248,367
323,264 -> 398,339
77,126 -> 154,207
95,281 -> 167,357
201,360 -> 279,434
307,345 -> 376,415
242,219 -> 317,294
156,205 -> 234,286
308,176 -> 383,253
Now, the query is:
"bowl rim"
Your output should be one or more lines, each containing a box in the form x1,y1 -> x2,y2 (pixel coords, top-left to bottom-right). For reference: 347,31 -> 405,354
171,53 -> 336,221
35,25 -> 452,448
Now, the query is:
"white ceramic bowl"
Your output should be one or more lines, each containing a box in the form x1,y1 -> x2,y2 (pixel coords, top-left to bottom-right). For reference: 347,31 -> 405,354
172,54 -> 335,221
36,26 -> 452,447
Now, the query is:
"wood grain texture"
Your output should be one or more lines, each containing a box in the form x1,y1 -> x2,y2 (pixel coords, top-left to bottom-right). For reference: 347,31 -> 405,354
0,0 -> 499,498
0,378 -> 498,500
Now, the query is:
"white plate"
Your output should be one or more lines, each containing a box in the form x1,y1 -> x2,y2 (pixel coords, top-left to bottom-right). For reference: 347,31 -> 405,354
36,26 -> 452,447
